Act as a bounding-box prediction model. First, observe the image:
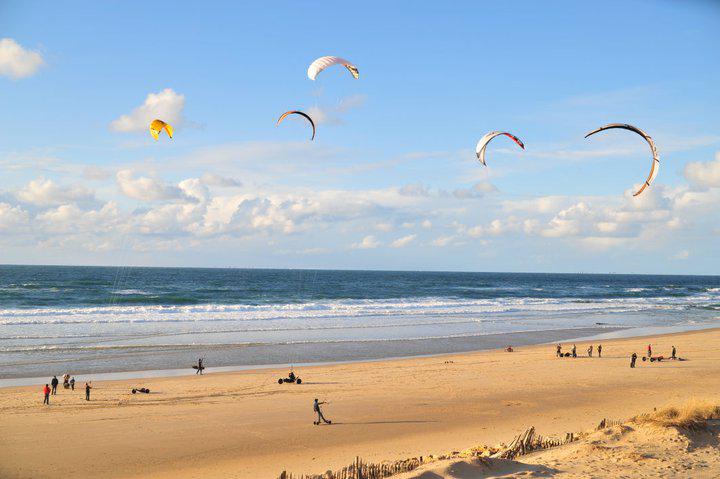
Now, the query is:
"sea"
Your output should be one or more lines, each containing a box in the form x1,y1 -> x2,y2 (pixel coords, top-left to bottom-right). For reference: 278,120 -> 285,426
1,265 -> 719,382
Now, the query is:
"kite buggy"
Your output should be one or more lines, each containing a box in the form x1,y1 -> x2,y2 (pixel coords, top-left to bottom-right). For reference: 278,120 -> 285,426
278,370 -> 302,384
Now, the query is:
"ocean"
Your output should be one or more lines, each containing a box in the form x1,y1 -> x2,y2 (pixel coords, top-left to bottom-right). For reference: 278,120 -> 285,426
1,265 -> 719,380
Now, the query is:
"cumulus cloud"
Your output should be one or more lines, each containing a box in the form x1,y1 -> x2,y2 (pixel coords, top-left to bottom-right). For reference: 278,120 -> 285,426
452,181 -> 498,199
0,38 -> 44,79
116,170 -> 183,201
399,183 -> 431,197
390,234 -> 416,248
0,203 -> 29,231
684,152 -> 720,189
17,178 -> 95,206
110,88 -> 185,133
352,235 -> 381,249
200,173 -> 242,188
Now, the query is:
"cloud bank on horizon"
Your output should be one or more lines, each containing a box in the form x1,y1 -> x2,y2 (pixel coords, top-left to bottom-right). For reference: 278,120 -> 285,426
0,1 -> 718,274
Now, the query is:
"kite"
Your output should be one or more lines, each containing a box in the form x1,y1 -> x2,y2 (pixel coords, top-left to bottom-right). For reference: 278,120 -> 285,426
276,110 -> 316,140
585,123 -> 659,196
149,119 -> 173,141
307,56 -> 359,81
475,131 -> 525,166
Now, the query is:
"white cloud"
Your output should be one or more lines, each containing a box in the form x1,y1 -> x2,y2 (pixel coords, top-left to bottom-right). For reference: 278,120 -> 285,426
431,235 -> 456,247
452,181 -> 498,199
390,234 -> 416,248
199,173 -> 242,188
684,152 -> 720,189
116,169 -> 183,201
352,235 -> 381,249
672,249 -> 690,260
110,88 -> 185,133
306,94 -> 366,125
17,178 -> 95,206
0,203 -> 29,231
399,182 -> 431,197
0,38 -> 44,79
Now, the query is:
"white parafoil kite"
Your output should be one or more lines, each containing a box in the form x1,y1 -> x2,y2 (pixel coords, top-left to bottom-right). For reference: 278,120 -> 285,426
307,56 -> 359,81
585,123 -> 659,197
475,131 -> 525,166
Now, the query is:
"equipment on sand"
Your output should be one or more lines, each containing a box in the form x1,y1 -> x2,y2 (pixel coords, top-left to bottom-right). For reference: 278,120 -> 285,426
278,375 -> 302,385
192,365 -> 205,371
131,388 -> 150,394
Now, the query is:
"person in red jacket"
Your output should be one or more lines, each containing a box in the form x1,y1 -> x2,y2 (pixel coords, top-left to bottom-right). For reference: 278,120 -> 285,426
43,384 -> 50,405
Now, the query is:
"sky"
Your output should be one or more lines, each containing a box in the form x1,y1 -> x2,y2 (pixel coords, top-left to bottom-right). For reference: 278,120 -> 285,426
0,1 -> 719,274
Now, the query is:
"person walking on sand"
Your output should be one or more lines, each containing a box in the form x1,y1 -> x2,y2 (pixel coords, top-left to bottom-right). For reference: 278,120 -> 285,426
196,358 -> 203,375
671,346 -> 676,360
588,345 -> 593,357
70,377 -> 75,391
598,344 -> 602,358
51,376 -> 59,395
556,344 -> 562,357
630,353 -> 637,368
43,384 -> 51,405
313,398 -> 331,425
647,344 -> 652,359
572,344 -> 577,358
85,382 -> 92,401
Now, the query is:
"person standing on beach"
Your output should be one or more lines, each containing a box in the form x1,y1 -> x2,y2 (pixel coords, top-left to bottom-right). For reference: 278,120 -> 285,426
572,344 -> 577,358
598,344 -> 602,358
196,358 -> 203,375
647,344 -> 652,358
630,353 -> 637,368
70,377 -> 75,390
85,382 -> 92,401
671,346 -> 676,359
51,376 -> 58,395
313,398 -> 331,425
588,345 -> 593,357
43,384 -> 51,405
556,344 -> 562,357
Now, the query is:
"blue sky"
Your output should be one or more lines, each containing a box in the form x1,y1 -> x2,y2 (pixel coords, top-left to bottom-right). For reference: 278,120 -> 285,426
0,1 -> 719,273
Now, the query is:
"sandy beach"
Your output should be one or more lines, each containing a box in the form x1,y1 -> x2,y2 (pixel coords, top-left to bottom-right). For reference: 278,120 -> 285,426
1,327 -> 719,479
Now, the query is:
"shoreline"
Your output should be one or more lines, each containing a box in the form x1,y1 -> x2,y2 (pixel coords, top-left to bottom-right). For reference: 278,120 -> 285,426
3,322 -> 717,388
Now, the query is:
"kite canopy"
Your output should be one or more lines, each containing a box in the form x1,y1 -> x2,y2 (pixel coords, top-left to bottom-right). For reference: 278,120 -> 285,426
475,131 -> 525,166
585,123 -> 659,197
307,56 -> 359,81
149,119 -> 173,141
276,110 -> 316,141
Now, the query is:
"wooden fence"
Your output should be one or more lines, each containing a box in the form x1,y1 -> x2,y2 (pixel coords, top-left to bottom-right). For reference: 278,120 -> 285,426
278,418 -> 630,479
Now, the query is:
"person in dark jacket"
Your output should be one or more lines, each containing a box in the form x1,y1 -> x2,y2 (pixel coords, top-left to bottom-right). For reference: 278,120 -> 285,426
598,344 -> 603,358
85,382 -> 92,401
51,376 -> 59,395
313,398 -> 331,425
671,346 -> 677,360
630,353 -> 637,368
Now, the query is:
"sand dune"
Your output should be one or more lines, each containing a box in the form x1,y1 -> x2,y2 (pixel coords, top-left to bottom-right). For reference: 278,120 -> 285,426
396,403 -> 720,478
1,328 -> 720,479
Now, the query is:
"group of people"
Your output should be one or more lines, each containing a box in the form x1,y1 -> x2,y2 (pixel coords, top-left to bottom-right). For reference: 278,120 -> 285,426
42,375 -> 92,405
556,343 -> 602,358
630,344 -> 677,368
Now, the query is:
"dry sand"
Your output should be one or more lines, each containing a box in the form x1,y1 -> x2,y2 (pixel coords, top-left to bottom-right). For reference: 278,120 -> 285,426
1,328 -> 720,479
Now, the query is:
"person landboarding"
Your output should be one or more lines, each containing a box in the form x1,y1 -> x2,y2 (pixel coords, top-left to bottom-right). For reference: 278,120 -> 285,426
313,398 -> 331,425
43,384 -> 51,405
630,353 -> 637,368
51,376 -> 59,395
